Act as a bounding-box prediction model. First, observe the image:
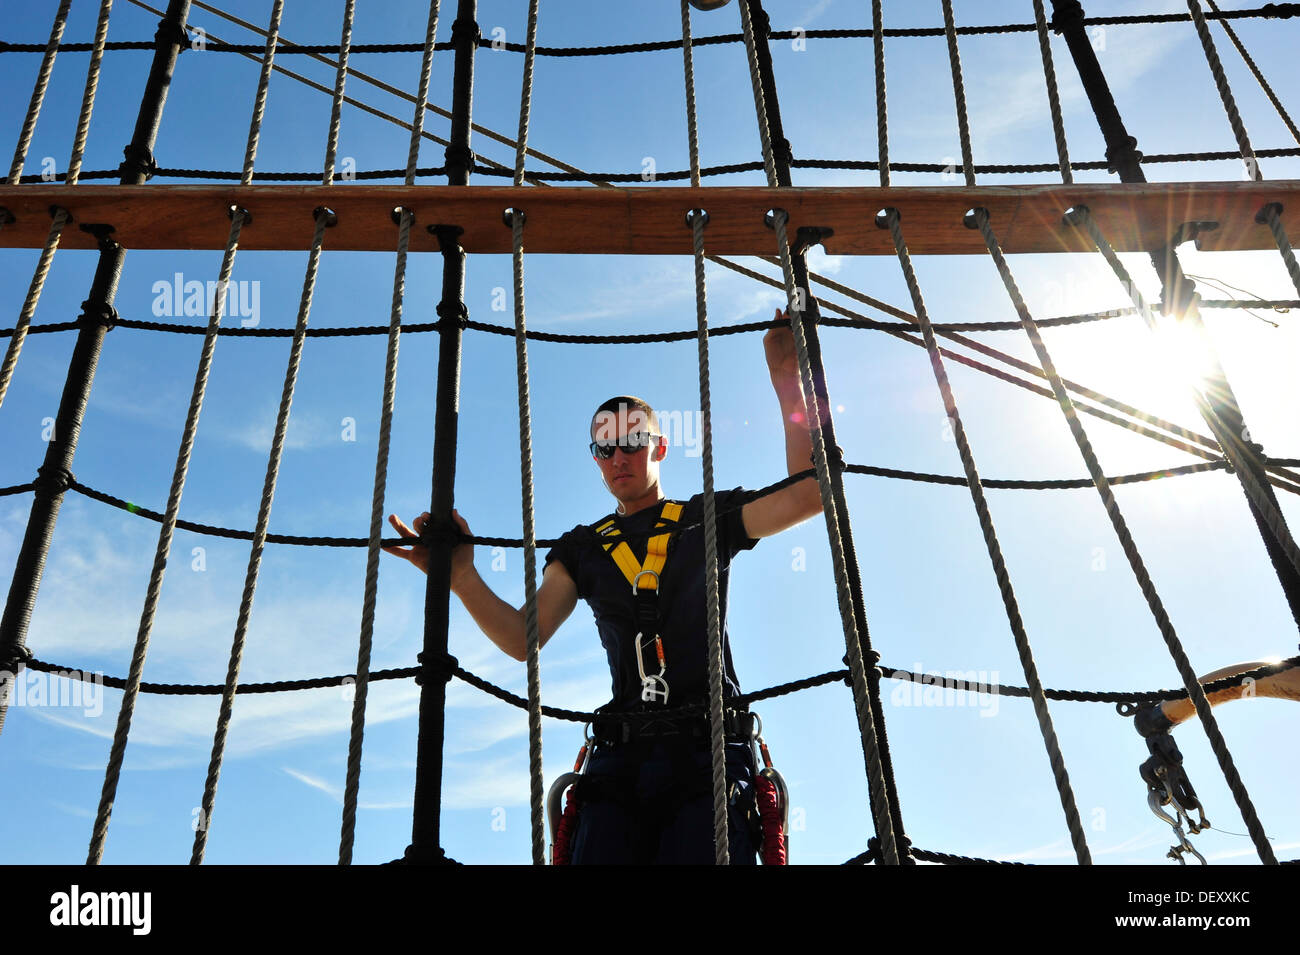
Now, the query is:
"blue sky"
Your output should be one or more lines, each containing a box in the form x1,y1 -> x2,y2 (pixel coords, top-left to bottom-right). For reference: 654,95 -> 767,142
1,0 -> 1298,866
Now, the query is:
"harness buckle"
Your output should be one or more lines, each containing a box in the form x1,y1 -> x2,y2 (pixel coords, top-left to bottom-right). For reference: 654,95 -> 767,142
630,569 -> 660,593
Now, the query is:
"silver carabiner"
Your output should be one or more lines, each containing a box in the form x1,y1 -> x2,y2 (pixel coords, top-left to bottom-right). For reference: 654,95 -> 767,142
1147,787 -> 1181,828
631,569 -> 659,593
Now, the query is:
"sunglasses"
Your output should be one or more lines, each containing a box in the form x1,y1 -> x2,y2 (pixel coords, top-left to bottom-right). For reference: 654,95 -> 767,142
589,431 -> 661,460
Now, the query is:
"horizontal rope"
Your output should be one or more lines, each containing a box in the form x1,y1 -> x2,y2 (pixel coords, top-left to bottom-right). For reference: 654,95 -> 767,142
7,301 -> 1294,344
22,655 -> 1294,711
3,5 -> 1296,56
19,457 -> 1240,555
16,165 -> 446,183
22,145 -> 1300,184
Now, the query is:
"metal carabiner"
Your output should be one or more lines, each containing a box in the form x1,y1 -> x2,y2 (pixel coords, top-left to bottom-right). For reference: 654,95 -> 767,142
633,626 -> 669,704
631,569 -> 660,594
1147,787 -> 1181,828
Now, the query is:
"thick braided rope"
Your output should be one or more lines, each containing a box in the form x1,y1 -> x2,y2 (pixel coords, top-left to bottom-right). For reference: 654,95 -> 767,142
738,0 -> 900,866
88,221 -> 252,862
1032,0 -> 1073,183
885,209 -> 1091,865
66,0 -> 115,186
1078,212 -> 1300,583
513,0 -> 540,188
0,208 -> 69,411
340,0 -> 442,869
1258,204 -> 1300,296
510,210 -> 546,866
1205,0 -> 1300,146
0,0 -> 109,409
30,652 -> 1298,710
321,0 -> 356,186
6,0 -> 73,183
681,0 -> 729,867
940,0 -> 976,187
403,1 -> 443,187
186,0 -> 290,865
1064,212 -> 1279,864
194,204 -> 330,866
510,0 -> 547,868
1187,0 -> 1262,180
872,0 -> 889,187
339,211 -> 411,864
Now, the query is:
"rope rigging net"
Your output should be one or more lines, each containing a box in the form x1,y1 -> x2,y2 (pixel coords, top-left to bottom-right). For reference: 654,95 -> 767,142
1,0 -> 1299,867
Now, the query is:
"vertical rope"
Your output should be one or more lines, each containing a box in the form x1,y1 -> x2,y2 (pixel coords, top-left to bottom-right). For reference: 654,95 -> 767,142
1204,0 -> 1300,147
512,1 -> 540,188
1072,209 -> 1282,864
871,0 -> 889,187
66,0 -> 116,187
403,2 -> 443,187
87,0 -> 284,866
509,0 -> 546,866
0,0 -> 111,409
738,0 -> 899,865
1186,0 -> 1261,180
681,0 -> 729,866
340,0 -> 442,869
0,209 -> 69,410
322,0 -> 356,186
1032,0 -> 1073,184
192,0 -> 344,866
6,0 -> 73,183
1257,204 -> 1300,297
884,208 -> 1091,864
1077,213 -> 1300,582
940,0 -> 976,186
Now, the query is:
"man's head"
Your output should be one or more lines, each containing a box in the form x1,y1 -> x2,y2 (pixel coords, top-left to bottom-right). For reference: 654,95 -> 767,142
589,395 -> 666,508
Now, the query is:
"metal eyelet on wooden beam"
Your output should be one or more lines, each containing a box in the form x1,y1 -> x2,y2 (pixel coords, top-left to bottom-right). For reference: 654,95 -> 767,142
313,206 -> 339,227
502,207 -> 525,228
227,204 -> 251,226
684,209 -> 709,229
874,208 -> 899,229
1168,220 -> 1219,248
763,208 -> 787,230
0,207 -> 14,226
1256,201 -> 1284,225
1061,205 -> 1090,228
49,204 -> 73,225
390,205 -> 413,226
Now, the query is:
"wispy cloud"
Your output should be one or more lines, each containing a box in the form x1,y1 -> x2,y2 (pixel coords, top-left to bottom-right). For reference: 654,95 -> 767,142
282,766 -> 411,810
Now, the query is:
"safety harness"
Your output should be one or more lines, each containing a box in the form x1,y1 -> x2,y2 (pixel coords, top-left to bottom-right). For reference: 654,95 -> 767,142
547,497 -> 790,864
548,717 -> 790,865
590,499 -> 684,706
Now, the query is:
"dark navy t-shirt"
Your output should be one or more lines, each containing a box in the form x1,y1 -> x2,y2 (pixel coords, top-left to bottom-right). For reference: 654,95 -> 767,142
544,487 -> 759,712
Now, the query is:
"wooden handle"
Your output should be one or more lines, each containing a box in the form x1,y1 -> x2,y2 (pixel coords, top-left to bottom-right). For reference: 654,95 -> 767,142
1160,660 -> 1300,727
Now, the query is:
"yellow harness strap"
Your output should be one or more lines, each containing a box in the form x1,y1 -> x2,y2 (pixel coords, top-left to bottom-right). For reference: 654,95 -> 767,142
591,499 -> 684,593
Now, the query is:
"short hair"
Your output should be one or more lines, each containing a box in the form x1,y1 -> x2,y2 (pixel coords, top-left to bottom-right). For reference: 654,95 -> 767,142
590,395 -> 660,441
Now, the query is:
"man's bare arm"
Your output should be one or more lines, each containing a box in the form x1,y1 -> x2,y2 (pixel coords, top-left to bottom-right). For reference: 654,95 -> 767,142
742,310 -> 826,539
383,510 -> 578,660
453,559 -> 578,661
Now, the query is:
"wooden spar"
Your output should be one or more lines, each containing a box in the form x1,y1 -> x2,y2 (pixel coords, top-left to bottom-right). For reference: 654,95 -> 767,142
1159,659 -> 1300,728
0,181 -> 1296,255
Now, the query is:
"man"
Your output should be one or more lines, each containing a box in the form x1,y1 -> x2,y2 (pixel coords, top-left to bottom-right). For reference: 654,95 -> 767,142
383,310 -> 825,863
